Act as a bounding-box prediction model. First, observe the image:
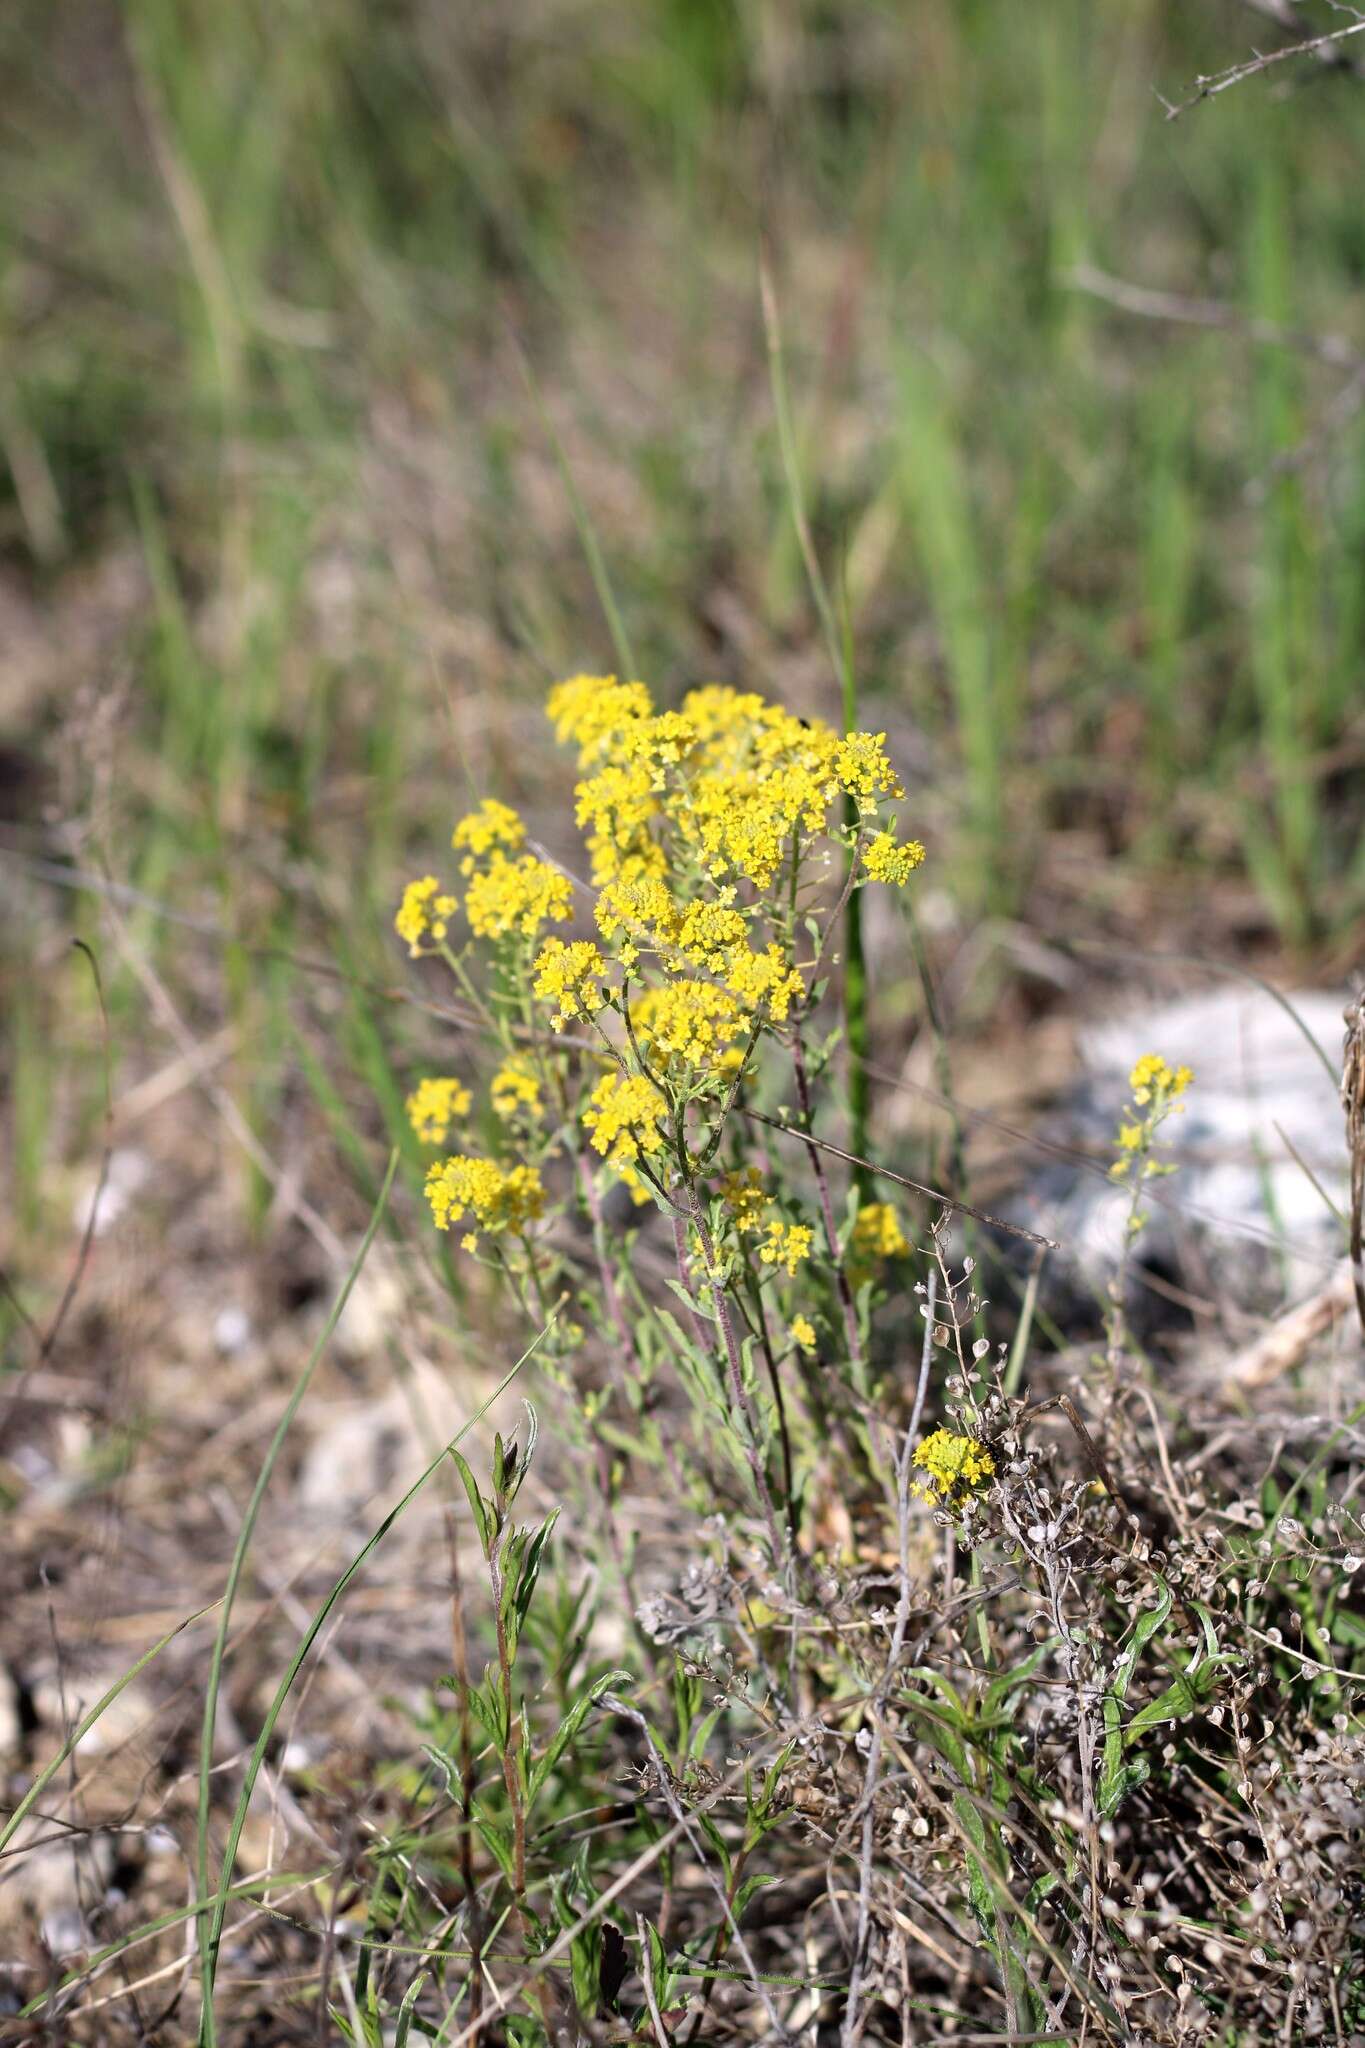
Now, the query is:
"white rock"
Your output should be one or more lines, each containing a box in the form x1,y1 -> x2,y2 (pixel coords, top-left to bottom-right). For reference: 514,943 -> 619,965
1021,987 -> 1349,1316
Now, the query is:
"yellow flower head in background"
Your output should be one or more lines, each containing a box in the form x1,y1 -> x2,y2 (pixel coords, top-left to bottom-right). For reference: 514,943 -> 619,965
910,1428 -> 995,1505
850,1201 -> 909,1267
491,1056 -> 544,1122
425,1155 -> 545,1239
790,1314 -> 817,1354
452,799 -> 526,873
617,710 -> 700,782
406,1076 -> 472,1146
465,853 -> 573,940
1111,1053 -> 1194,1183
574,759 -> 661,883
396,876 -> 457,957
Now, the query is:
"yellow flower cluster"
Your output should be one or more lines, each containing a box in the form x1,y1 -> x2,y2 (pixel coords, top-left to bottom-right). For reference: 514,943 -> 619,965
466,854 -> 573,941
789,1314 -> 817,1353
1111,1053 -> 1194,1183
547,676 -> 652,763
395,876 -> 457,958
452,799 -> 526,873
724,943 -> 804,1022
395,678 -> 927,1274
759,1220 -> 814,1277
406,1077 -> 471,1146
863,831 -> 927,888
593,869 -> 679,957
533,938 -> 608,1031
672,899 -> 748,969
425,1154 -> 546,1242
850,1201 -> 909,1266
574,762 -> 660,884
549,675 -> 918,893
633,980 -> 750,1070
1129,1053 -> 1193,1106
617,710 -> 700,780
582,1070 -> 669,1189
491,1056 -> 544,1122
910,1428 -> 995,1505
720,1167 -> 769,1236
832,731 -> 904,815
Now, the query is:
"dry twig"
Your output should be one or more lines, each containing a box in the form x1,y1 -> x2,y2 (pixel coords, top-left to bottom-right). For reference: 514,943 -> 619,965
1159,15 -> 1365,118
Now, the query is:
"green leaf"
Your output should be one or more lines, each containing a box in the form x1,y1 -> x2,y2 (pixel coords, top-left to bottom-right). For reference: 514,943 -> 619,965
475,1812 -> 517,1884
733,1871 -> 781,1919
696,1814 -> 732,1889
1100,1577 -> 1174,1817
515,1509 -> 562,1632
448,1448 -> 493,1554
394,1972 -> 428,2048
983,1640 -> 1055,1717
1125,1656 -> 1236,1740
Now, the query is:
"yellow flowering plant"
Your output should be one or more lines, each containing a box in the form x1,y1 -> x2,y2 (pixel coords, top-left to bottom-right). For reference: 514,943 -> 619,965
377,686 -> 1316,2048
391,673 -> 927,1552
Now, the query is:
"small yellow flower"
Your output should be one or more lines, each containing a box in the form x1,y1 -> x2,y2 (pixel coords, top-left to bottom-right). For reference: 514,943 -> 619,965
406,1077 -> 472,1146
491,1056 -> 544,1122
574,759 -> 661,883
862,831 -> 926,887
395,876 -> 458,958
910,1428 -> 995,1505
451,799 -> 526,874
790,1314 -> 817,1353
425,1155 -> 545,1237
532,938 -> 608,1030
759,1220 -> 814,1278
465,854 -> 573,941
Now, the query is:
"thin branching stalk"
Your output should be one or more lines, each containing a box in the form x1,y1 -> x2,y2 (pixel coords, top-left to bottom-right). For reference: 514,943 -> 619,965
687,1185 -> 789,1564
789,1024 -> 865,1384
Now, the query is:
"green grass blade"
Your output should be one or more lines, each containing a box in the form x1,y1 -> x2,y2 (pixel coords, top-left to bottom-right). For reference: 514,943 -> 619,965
195,1148 -> 400,2029
520,351 -> 635,679
0,1602 -> 218,1857
197,1317 -> 555,2040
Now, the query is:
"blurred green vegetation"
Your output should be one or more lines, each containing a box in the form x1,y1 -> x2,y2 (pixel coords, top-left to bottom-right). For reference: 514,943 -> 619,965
2,0 -> 1364,1272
